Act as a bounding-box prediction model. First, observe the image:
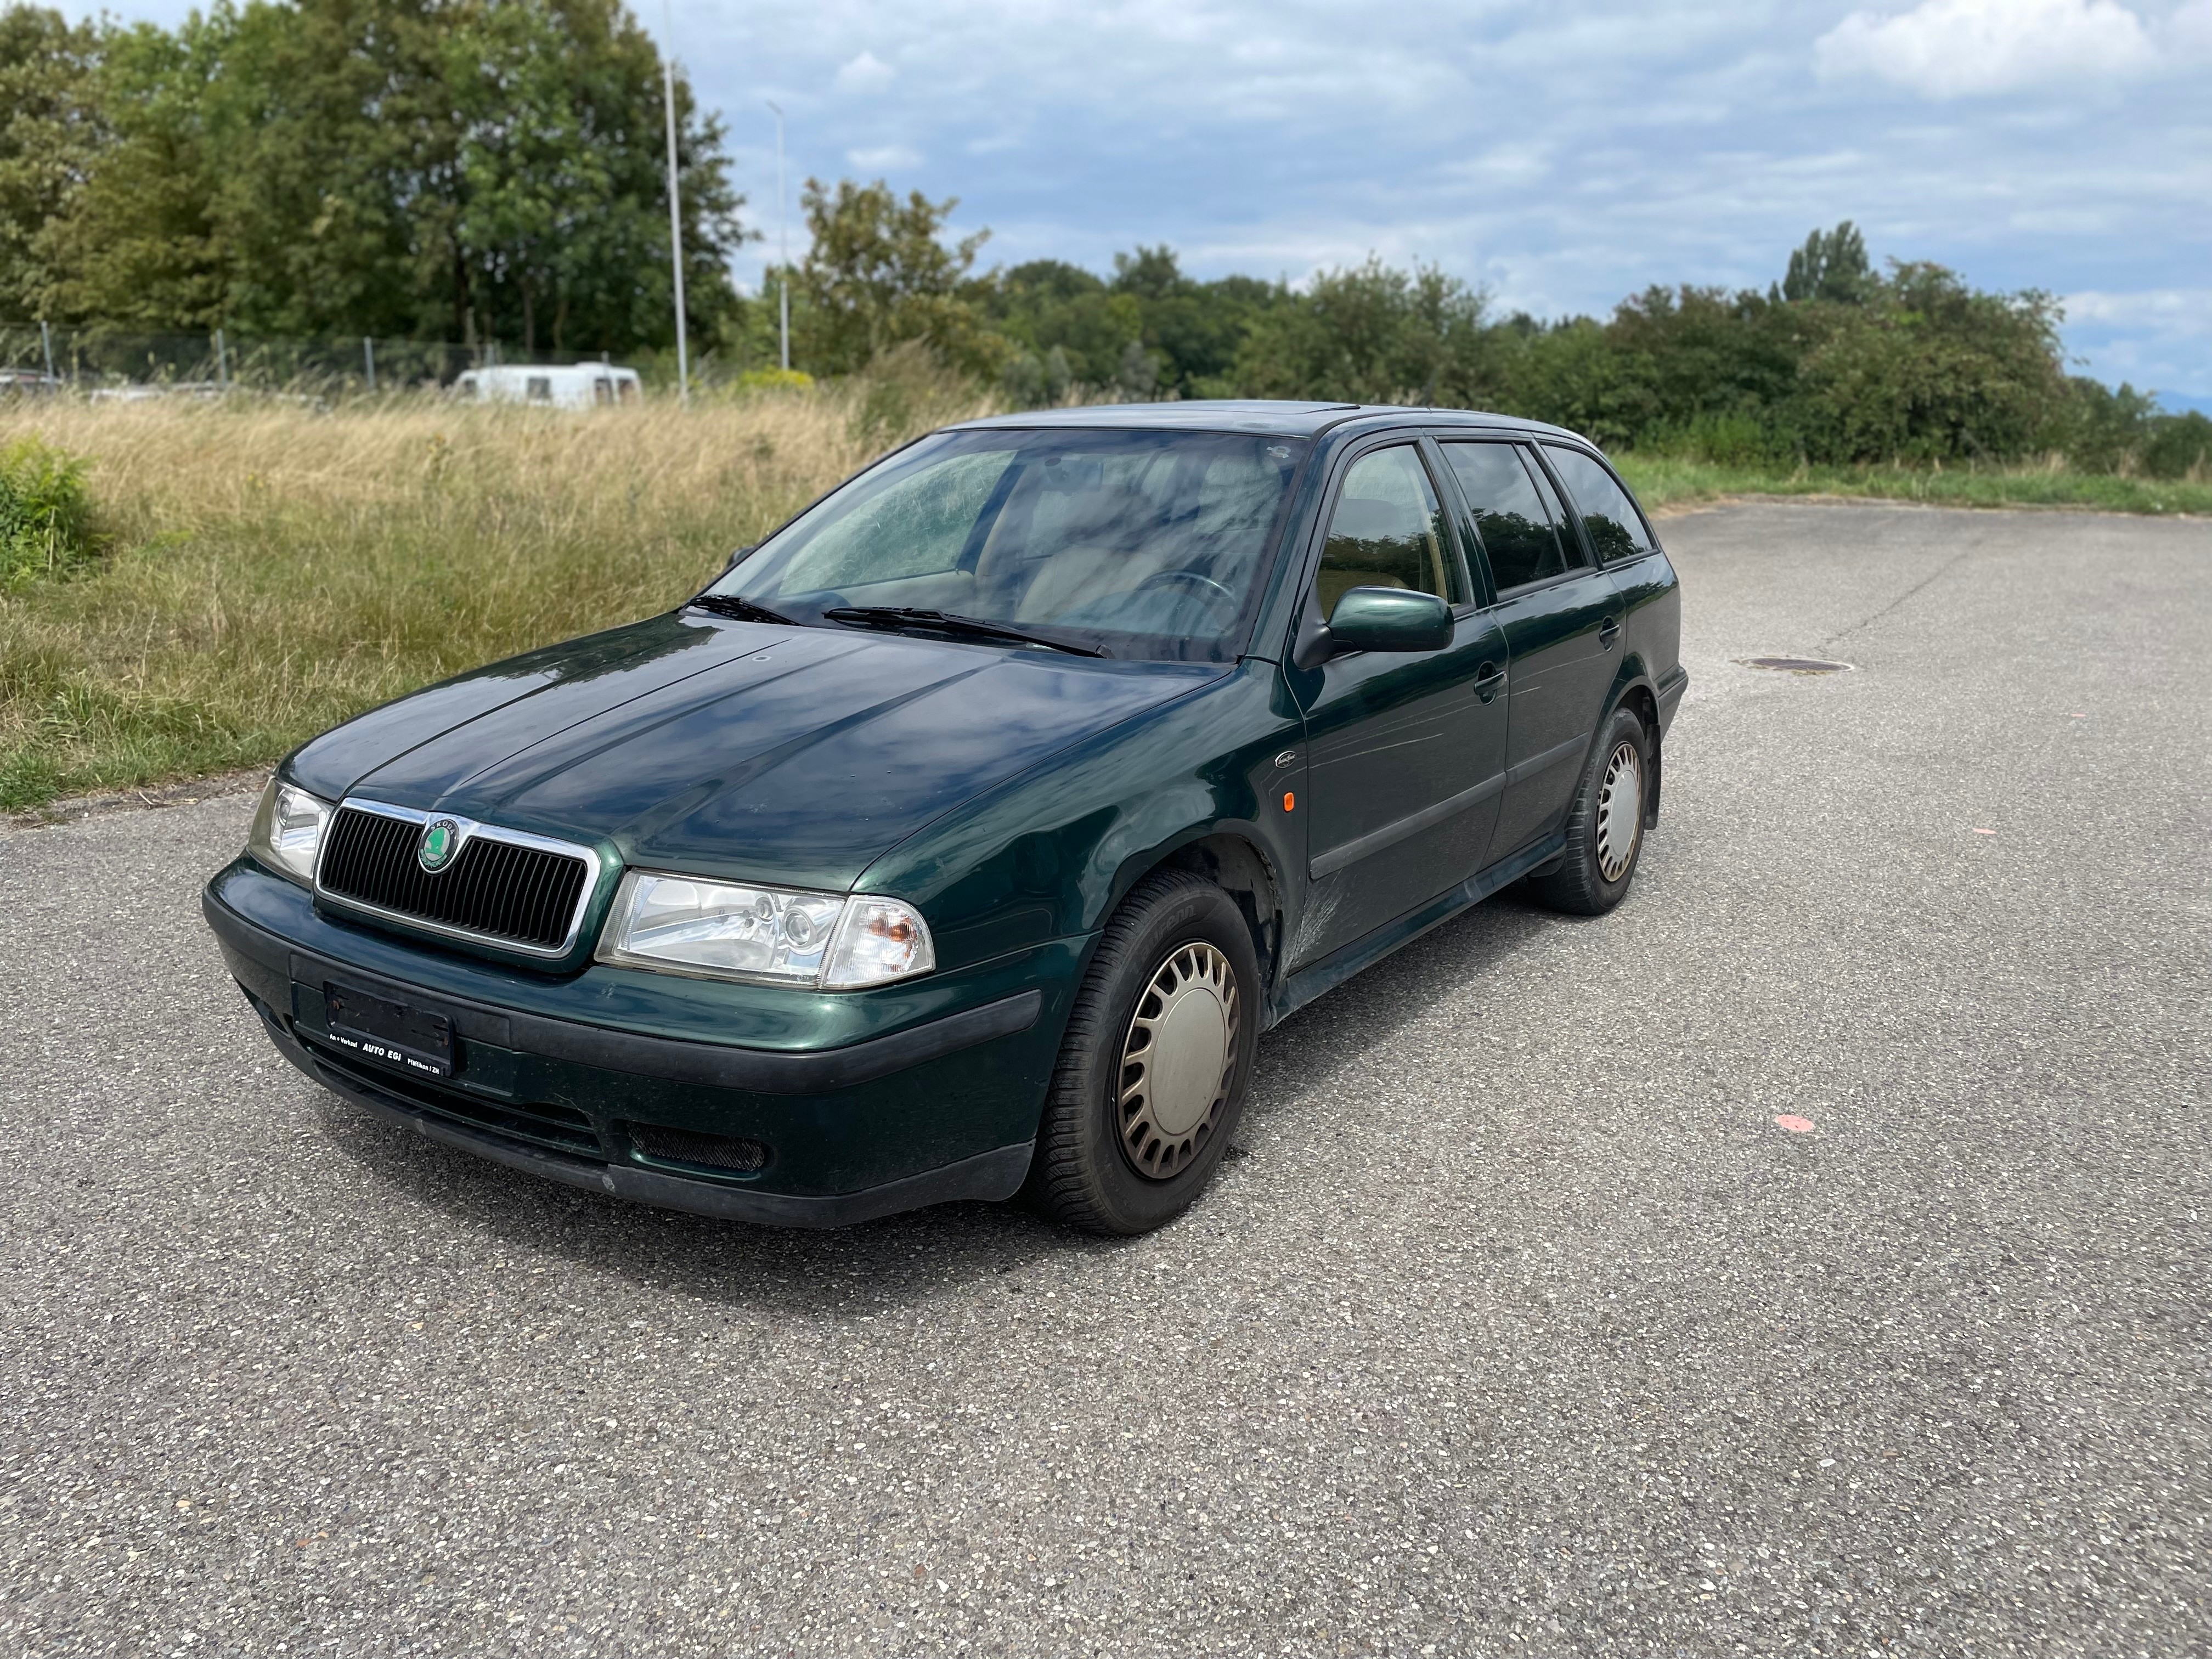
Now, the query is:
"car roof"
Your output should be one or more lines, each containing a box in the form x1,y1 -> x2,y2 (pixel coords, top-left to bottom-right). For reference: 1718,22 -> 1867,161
949,399 -> 1590,444
466,364 -> 628,378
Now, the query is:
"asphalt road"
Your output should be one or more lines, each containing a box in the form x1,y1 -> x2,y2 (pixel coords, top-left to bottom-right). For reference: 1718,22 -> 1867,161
2,501 -> 2207,1658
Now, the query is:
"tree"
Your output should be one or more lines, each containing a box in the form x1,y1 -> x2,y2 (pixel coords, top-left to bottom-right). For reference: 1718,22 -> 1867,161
1779,221 -> 1875,305
1231,257 -> 1494,405
0,4 -> 99,321
791,176 -> 996,376
32,15 -> 230,330
1793,262 -> 2066,461
442,0 -> 744,354
977,246 -> 1291,400
1109,246 -> 1278,398
11,0 -> 746,355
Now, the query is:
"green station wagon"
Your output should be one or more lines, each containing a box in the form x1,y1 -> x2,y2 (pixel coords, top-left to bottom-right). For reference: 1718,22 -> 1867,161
203,402 -> 1685,1234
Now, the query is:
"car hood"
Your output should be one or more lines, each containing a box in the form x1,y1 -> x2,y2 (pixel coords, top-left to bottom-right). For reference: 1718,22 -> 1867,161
289,611 -> 1221,892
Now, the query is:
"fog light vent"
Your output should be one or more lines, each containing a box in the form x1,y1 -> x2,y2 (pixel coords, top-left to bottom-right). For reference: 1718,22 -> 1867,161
627,1122 -> 770,1175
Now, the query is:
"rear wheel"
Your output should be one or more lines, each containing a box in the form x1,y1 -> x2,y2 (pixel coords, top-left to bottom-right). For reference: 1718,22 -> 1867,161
1530,705 -> 1651,916
1025,870 -> 1259,1235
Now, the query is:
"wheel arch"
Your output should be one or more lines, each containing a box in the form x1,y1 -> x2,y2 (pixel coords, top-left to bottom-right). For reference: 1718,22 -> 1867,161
1608,674 -> 1663,826
1104,827 -> 1288,1015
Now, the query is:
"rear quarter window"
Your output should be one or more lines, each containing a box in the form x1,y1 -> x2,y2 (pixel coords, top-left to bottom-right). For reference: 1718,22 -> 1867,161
1542,445 -> 1655,563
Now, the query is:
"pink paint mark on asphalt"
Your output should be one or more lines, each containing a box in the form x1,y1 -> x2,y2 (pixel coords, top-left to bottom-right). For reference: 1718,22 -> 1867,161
1971,827 -> 1996,835
1774,1115 -> 1815,1135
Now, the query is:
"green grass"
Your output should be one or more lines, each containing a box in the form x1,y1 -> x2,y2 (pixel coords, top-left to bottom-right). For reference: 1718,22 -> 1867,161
1616,454 -> 2212,517
1,392 -> 2202,814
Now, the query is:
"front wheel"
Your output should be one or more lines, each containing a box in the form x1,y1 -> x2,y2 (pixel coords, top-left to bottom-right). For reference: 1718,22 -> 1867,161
1529,706 -> 1652,916
1024,870 -> 1260,1235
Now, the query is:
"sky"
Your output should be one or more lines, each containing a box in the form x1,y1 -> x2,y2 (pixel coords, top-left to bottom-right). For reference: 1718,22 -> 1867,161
78,0 -> 2212,405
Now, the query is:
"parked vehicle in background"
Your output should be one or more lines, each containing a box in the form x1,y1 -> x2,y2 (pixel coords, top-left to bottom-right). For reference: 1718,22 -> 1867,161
203,402 -> 1685,1236
454,364 -> 643,408
0,369 -> 64,397
86,381 -> 227,403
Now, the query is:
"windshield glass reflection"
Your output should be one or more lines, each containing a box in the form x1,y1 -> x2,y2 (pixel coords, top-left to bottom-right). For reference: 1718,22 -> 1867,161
709,428 -> 1308,662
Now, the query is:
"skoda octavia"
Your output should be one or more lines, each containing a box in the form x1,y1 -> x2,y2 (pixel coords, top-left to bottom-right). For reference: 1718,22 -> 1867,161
203,402 -> 1685,1234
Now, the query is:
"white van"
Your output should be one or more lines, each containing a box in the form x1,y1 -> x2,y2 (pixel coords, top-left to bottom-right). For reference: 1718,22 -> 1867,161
453,364 -> 643,408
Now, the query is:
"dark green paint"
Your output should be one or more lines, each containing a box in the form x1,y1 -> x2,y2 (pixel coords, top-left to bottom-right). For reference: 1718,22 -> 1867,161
211,404 -> 1683,1216
1324,588 -> 1454,654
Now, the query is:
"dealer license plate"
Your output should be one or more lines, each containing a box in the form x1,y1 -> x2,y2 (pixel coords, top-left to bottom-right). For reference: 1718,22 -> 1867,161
323,982 -> 454,1079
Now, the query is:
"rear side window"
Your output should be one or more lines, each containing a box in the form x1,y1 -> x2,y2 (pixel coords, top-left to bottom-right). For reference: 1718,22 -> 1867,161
1543,445 -> 1654,563
1316,445 -> 1463,614
1439,442 -> 1568,592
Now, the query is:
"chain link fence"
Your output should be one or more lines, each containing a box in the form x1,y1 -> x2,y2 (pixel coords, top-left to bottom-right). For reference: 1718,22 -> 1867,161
0,321 -> 652,400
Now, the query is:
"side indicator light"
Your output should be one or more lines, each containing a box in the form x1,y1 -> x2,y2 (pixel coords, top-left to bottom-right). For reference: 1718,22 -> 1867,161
1282,791 -> 1296,812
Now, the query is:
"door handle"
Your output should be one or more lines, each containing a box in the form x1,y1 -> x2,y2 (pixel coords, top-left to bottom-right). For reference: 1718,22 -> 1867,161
1598,615 -> 1622,649
1474,662 -> 1505,703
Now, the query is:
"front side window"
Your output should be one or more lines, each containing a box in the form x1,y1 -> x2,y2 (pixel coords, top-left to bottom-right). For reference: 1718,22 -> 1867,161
526,376 -> 552,403
1543,445 -> 1655,563
1315,445 -> 1461,616
712,428 -> 1307,662
1440,442 -> 1568,592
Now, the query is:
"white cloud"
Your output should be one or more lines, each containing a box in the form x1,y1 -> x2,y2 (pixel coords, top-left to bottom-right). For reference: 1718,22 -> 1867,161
2174,0 -> 2212,48
75,0 -> 2208,394
2058,289 -> 2212,397
1816,0 -> 2154,97
2063,288 -> 2212,329
847,144 -> 922,171
833,50 -> 896,93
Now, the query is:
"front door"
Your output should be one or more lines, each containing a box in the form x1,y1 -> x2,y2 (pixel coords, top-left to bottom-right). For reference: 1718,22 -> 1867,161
1288,441 -> 1510,968
1436,439 -> 1623,861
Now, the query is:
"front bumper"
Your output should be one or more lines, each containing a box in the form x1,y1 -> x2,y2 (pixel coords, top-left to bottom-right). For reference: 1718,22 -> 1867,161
203,859 -> 1080,1227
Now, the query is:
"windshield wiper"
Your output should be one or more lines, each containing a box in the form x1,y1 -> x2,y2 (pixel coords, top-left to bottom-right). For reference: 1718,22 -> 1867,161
686,592 -> 795,625
821,606 -> 1107,658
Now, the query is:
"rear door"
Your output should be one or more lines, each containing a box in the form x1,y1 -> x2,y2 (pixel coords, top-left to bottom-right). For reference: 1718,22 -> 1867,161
1288,438 -> 1509,967
1436,439 -> 1623,862
1540,444 -> 1683,726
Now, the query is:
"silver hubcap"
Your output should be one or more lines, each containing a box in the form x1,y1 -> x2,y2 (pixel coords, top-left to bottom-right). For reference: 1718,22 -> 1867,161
1595,740 -> 1642,882
1117,941 -> 1239,1181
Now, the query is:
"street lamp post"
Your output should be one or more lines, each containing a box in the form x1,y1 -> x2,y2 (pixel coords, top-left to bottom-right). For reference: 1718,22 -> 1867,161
661,2 -> 690,404
766,100 -> 790,372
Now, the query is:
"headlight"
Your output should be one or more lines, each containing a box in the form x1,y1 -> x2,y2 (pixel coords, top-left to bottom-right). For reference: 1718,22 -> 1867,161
247,778 -> 331,885
595,872 -> 934,989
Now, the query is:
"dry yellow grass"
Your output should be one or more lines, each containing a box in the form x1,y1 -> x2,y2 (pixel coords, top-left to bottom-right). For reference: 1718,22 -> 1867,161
0,374 -> 996,809
7,374 -> 2199,812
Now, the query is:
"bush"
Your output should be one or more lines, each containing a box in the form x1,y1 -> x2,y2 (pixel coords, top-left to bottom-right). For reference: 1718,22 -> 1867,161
2049,377 -> 2160,473
848,341 -> 990,445
2140,411 -> 2212,481
1644,411 -> 1797,468
736,366 -> 816,393
0,438 -> 100,590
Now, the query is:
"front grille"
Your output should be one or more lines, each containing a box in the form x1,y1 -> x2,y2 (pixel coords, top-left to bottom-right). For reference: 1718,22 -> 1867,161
626,1121 -> 771,1175
304,1035 -> 606,1159
319,806 -> 592,952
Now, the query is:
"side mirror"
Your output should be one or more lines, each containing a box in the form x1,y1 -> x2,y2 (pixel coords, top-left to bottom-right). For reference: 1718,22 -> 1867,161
1327,588 -> 1453,654
724,544 -> 755,571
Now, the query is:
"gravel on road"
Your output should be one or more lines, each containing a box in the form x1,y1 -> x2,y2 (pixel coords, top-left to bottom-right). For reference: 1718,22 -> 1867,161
2,501 -> 2207,1657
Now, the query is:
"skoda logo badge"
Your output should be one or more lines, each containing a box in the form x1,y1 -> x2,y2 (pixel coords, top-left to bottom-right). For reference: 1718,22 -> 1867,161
417,818 -> 462,874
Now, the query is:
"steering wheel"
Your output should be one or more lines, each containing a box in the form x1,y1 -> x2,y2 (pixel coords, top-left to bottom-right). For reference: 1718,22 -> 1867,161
1135,567 -> 1238,620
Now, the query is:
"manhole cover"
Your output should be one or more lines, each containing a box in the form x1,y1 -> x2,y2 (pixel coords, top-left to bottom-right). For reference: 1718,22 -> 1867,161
1738,656 -> 1854,674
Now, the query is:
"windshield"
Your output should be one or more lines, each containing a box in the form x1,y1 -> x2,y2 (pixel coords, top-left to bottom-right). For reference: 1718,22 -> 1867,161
708,428 -> 1308,661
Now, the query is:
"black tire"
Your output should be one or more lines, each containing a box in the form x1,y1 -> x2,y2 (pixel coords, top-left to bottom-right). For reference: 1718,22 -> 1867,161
1528,704 -> 1652,917
1024,869 -> 1260,1235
